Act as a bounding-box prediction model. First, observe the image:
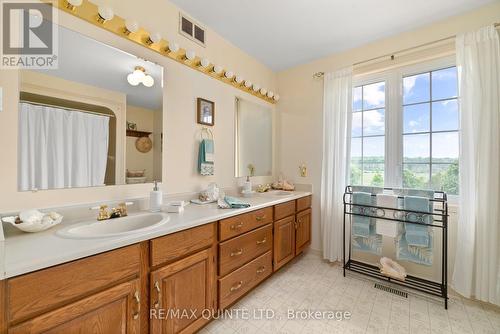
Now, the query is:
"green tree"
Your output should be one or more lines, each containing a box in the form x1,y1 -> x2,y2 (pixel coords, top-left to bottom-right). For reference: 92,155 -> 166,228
350,164 -> 362,185
371,172 -> 384,187
403,169 -> 427,189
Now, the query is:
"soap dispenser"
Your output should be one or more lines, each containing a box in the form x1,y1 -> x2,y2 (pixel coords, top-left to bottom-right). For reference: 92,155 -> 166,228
150,181 -> 162,212
243,175 -> 252,193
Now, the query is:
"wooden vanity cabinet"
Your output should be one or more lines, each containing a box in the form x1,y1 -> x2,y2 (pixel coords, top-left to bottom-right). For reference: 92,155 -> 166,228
295,208 -> 312,255
273,216 -> 296,271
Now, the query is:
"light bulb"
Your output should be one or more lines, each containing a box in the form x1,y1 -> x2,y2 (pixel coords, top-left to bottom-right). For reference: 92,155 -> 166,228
148,32 -> 162,45
124,18 -> 139,35
167,42 -> 179,53
235,76 -> 244,84
252,84 -> 260,92
267,91 -> 274,98
185,50 -> 196,61
127,73 -> 140,86
200,58 -> 210,68
142,75 -> 154,87
224,71 -> 234,79
273,94 -> 280,101
260,88 -> 267,95
213,65 -> 223,75
97,6 -> 114,23
132,68 -> 145,80
244,80 -> 252,88
66,0 -> 82,10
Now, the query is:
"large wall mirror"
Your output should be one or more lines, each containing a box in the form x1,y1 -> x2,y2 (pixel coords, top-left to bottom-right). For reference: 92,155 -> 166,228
235,98 -> 273,177
18,24 -> 163,191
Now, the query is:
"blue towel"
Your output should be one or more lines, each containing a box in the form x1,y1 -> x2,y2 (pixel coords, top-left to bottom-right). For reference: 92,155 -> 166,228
397,232 -> 433,266
404,196 -> 432,247
352,192 -> 372,237
224,196 -> 250,209
198,139 -> 214,175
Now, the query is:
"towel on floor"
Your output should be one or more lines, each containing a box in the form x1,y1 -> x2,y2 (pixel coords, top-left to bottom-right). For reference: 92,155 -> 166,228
352,192 -> 372,238
375,194 -> 401,237
223,196 -> 250,209
198,139 -> 214,176
404,196 -> 433,247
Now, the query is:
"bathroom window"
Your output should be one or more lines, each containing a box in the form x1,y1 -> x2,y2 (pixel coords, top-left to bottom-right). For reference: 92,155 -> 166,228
351,57 -> 459,195
351,81 -> 386,186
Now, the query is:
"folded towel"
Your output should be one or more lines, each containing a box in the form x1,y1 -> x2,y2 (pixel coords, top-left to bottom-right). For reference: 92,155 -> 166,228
352,192 -> 372,237
352,223 -> 383,255
224,196 -> 250,209
396,232 -> 433,266
198,139 -> 214,176
375,194 -> 401,237
404,196 -> 432,247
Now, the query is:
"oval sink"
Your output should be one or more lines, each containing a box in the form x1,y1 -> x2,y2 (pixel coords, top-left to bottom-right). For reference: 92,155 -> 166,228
56,212 -> 170,239
261,190 -> 294,197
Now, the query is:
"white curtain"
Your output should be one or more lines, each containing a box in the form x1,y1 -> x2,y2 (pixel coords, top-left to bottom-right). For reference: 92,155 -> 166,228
18,102 -> 110,191
320,67 -> 353,262
452,26 -> 500,305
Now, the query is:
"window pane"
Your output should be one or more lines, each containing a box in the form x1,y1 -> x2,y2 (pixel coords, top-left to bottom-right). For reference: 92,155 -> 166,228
432,132 -> 459,163
403,73 -> 430,104
404,134 -> 430,163
363,109 -> 385,136
432,100 -> 458,131
353,86 -> 362,111
403,103 -> 430,133
403,164 -> 430,189
363,163 -> 384,187
352,112 -> 362,137
351,137 -> 362,163
363,82 -> 385,109
350,162 -> 362,185
363,136 -> 385,163
431,163 -> 459,195
432,67 -> 457,100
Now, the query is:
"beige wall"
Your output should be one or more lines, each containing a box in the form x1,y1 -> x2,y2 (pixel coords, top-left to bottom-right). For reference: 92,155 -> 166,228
0,0 -> 276,212
276,2 -> 500,279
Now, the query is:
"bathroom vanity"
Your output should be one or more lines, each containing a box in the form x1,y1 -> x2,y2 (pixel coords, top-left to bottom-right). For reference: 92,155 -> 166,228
0,193 -> 311,334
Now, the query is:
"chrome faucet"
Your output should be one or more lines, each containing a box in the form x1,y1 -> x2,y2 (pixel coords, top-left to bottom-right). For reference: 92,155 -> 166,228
91,202 -> 133,221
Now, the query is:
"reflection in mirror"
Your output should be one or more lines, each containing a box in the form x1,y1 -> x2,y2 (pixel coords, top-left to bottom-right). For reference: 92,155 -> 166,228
18,24 -> 163,191
235,98 -> 272,177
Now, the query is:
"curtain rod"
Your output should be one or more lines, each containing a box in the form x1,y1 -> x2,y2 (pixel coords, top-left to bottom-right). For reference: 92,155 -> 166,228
313,22 -> 500,78
19,100 -> 115,118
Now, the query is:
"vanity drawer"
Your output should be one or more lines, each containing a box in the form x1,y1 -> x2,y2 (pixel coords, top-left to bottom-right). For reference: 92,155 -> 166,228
219,224 -> 272,276
150,223 -> 215,266
218,251 -> 272,309
7,244 -> 141,323
274,200 -> 296,220
219,207 -> 273,241
296,195 -> 312,212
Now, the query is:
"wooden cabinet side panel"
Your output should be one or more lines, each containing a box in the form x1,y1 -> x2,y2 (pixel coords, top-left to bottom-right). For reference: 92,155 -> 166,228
296,209 -> 312,255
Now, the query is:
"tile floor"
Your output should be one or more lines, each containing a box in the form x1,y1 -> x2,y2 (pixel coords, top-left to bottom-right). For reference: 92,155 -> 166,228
201,252 -> 500,334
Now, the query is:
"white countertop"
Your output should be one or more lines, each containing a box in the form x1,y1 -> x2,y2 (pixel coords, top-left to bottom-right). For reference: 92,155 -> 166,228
1,191 -> 311,279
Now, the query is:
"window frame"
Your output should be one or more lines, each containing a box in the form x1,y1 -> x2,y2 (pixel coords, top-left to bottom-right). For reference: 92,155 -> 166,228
352,55 -> 459,201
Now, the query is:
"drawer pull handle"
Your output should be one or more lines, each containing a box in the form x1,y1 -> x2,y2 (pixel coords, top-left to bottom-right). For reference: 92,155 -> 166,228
230,249 -> 243,257
230,281 -> 243,292
255,215 -> 266,221
256,266 -> 266,274
153,281 -> 161,308
133,291 -> 140,320
256,237 -> 267,245
230,222 -> 244,230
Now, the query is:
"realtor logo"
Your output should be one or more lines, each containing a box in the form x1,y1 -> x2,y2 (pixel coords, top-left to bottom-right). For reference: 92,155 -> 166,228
1,0 -> 58,69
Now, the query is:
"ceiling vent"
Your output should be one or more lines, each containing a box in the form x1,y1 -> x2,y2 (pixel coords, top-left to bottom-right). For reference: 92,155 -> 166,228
179,13 -> 205,47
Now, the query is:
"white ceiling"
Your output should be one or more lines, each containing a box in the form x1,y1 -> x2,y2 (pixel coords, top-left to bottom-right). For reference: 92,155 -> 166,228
36,24 -> 163,110
170,0 -> 497,71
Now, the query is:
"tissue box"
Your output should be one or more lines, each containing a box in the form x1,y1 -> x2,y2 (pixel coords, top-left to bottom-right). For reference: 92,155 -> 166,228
165,205 -> 185,213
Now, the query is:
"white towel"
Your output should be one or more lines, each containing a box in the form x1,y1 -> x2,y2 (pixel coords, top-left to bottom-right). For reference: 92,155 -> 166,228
376,194 -> 400,237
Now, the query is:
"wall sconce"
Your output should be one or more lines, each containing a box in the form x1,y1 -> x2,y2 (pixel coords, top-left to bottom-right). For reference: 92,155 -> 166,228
267,91 -> 274,99
146,32 -> 162,45
252,84 -> 260,92
97,6 -> 114,24
199,58 -> 210,68
165,42 -> 180,53
244,80 -> 252,89
66,0 -> 82,11
224,71 -> 234,79
127,66 -> 154,87
273,94 -> 280,101
184,50 -> 196,61
124,18 -> 139,35
260,88 -> 267,96
235,76 -> 244,85
213,65 -> 223,75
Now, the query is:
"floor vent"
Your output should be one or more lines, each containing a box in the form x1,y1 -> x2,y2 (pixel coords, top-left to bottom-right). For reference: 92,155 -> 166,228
374,283 -> 408,298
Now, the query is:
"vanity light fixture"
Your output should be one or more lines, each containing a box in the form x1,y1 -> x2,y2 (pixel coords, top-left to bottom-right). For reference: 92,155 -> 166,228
267,91 -> 274,99
199,58 -> 210,68
97,6 -> 114,24
213,65 -> 223,75
146,32 -> 162,45
124,18 -> 140,35
66,0 -> 82,11
244,80 -> 252,88
235,76 -> 244,85
184,50 -> 196,61
260,88 -> 267,96
252,84 -> 261,92
166,42 -> 180,53
127,66 -> 154,87
224,71 -> 234,79
273,94 -> 280,101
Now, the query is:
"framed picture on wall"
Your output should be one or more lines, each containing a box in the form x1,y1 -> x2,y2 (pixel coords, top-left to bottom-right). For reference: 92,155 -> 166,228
197,98 -> 215,126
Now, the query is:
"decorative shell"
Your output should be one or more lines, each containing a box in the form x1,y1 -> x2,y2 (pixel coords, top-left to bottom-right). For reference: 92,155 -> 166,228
2,210 -> 63,233
135,136 -> 153,153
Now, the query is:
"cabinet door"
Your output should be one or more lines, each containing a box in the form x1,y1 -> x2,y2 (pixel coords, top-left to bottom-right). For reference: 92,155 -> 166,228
150,248 -> 216,334
296,208 -> 312,255
9,279 -> 141,334
273,216 -> 295,271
